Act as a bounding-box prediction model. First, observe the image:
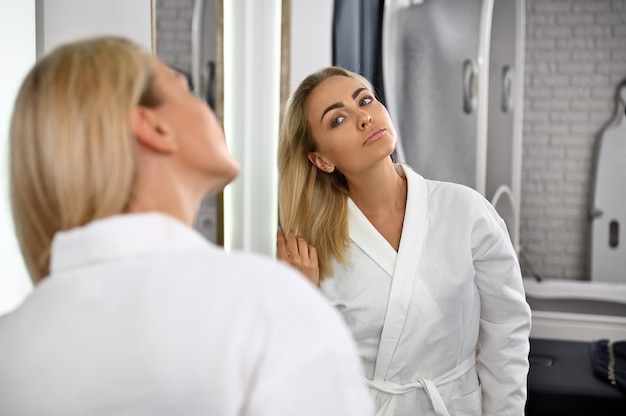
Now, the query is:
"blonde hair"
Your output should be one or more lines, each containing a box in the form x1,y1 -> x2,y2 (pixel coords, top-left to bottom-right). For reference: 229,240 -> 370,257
9,36 -> 163,284
278,66 -> 374,281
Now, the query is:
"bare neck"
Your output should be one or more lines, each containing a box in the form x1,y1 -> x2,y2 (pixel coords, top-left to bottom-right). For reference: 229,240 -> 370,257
347,161 -> 407,218
125,159 -> 203,227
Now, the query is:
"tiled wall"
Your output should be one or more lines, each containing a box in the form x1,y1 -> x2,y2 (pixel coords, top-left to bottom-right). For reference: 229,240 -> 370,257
155,0 -> 626,280
521,0 -> 626,280
155,0 -> 193,71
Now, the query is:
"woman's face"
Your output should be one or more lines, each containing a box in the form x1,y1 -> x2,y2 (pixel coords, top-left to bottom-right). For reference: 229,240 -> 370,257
305,75 -> 396,176
150,58 -> 239,194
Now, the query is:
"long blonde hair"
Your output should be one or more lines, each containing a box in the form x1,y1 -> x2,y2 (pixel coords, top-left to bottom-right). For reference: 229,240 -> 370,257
278,66 -> 374,281
9,36 -> 163,284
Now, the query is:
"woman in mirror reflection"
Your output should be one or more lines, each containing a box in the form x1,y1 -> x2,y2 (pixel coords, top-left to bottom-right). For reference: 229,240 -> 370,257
277,66 -> 531,416
0,37 -> 374,416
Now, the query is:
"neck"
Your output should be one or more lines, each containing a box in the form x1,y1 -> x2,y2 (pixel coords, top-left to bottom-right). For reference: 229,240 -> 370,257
125,158 -> 204,227
347,160 -> 407,217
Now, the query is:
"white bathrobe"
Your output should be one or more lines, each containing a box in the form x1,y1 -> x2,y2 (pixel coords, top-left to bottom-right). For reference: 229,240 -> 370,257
0,213 -> 374,416
321,164 -> 531,416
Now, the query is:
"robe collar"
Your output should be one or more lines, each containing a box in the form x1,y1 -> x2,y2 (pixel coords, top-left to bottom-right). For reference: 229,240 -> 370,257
49,212 -> 209,274
348,163 -> 429,380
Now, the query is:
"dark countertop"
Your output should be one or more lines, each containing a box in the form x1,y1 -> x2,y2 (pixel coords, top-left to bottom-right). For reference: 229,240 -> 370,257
526,338 -> 626,415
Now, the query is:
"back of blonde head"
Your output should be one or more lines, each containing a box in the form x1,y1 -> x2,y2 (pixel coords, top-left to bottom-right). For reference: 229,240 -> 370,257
278,67 -> 374,281
9,37 -> 162,283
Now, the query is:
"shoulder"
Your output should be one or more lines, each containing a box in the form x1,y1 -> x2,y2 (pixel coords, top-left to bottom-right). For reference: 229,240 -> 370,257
224,251 -> 351,329
401,163 -> 485,206
424,178 -> 489,215
401,165 -> 501,229
160,241 -> 354,340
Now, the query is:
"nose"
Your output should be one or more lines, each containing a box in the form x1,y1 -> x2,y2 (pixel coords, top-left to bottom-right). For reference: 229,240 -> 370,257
359,112 -> 373,129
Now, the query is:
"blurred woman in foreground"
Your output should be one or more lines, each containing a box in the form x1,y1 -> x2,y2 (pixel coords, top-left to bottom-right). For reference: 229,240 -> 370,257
0,37 -> 374,416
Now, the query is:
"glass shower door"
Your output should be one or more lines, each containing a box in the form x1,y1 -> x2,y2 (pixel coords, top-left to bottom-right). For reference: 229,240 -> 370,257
383,0 -> 489,190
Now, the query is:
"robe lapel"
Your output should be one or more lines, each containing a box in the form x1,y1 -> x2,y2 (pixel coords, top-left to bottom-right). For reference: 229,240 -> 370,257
372,165 -> 428,380
348,198 -> 397,276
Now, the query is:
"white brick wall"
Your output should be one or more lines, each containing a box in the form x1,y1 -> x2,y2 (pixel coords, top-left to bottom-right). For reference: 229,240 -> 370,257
521,0 -> 626,280
155,0 -> 194,71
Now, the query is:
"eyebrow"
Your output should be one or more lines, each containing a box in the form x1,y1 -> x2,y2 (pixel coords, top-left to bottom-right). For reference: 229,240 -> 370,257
319,87 -> 368,123
351,87 -> 367,100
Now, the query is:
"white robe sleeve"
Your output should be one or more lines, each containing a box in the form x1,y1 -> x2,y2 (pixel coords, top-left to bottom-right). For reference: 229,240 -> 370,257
471,194 -> 531,416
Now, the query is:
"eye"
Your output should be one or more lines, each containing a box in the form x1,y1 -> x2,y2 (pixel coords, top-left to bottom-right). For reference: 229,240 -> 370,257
331,115 -> 345,127
360,95 -> 374,106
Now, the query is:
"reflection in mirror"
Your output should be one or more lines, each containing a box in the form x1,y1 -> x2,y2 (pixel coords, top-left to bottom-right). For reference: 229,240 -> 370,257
154,1 -> 626,280
292,0 -> 626,282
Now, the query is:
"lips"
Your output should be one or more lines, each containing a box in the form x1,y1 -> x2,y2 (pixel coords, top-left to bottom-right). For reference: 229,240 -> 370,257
364,128 -> 386,145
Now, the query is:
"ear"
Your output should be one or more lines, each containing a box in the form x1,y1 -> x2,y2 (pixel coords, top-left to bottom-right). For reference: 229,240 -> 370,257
307,152 -> 335,173
130,106 -> 177,153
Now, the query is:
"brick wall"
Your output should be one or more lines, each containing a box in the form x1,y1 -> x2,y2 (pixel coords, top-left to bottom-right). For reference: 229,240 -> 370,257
155,0 -> 194,71
521,0 -> 626,280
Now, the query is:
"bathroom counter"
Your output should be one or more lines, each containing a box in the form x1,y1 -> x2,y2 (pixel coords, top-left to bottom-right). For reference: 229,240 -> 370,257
526,338 -> 625,415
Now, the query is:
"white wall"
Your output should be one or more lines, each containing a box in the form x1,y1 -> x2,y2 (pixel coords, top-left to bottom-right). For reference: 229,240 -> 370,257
0,1 -> 37,316
289,0 -> 333,92
37,0 -> 153,55
0,0 -> 153,315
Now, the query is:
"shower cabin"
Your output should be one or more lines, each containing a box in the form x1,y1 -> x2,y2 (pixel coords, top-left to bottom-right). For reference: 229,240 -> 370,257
334,0 -> 525,252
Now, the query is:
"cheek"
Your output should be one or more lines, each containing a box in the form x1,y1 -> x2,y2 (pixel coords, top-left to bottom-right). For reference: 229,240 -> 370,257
389,125 -> 398,145
178,107 -> 223,158
190,104 -> 221,142
317,137 -> 350,163
377,109 -> 397,143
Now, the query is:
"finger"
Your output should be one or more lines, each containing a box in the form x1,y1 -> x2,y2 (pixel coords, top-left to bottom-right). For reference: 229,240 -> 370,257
286,230 -> 300,259
276,229 -> 289,260
308,245 -> 318,266
297,236 -> 310,259
305,245 -> 320,286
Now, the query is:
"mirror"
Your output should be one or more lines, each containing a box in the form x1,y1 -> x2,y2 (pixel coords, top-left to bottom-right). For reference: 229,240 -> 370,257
287,0 -> 626,282
155,0 -> 290,248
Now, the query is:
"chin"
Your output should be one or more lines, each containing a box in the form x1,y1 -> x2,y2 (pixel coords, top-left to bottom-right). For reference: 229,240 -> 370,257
225,159 -> 241,182
206,161 -> 240,195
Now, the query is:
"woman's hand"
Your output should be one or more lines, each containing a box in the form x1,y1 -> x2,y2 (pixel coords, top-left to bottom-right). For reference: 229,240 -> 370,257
277,228 -> 320,286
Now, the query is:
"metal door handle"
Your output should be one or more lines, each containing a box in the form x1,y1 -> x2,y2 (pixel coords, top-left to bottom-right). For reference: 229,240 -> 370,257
463,59 -> 478,114
501,65 -> 514,113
